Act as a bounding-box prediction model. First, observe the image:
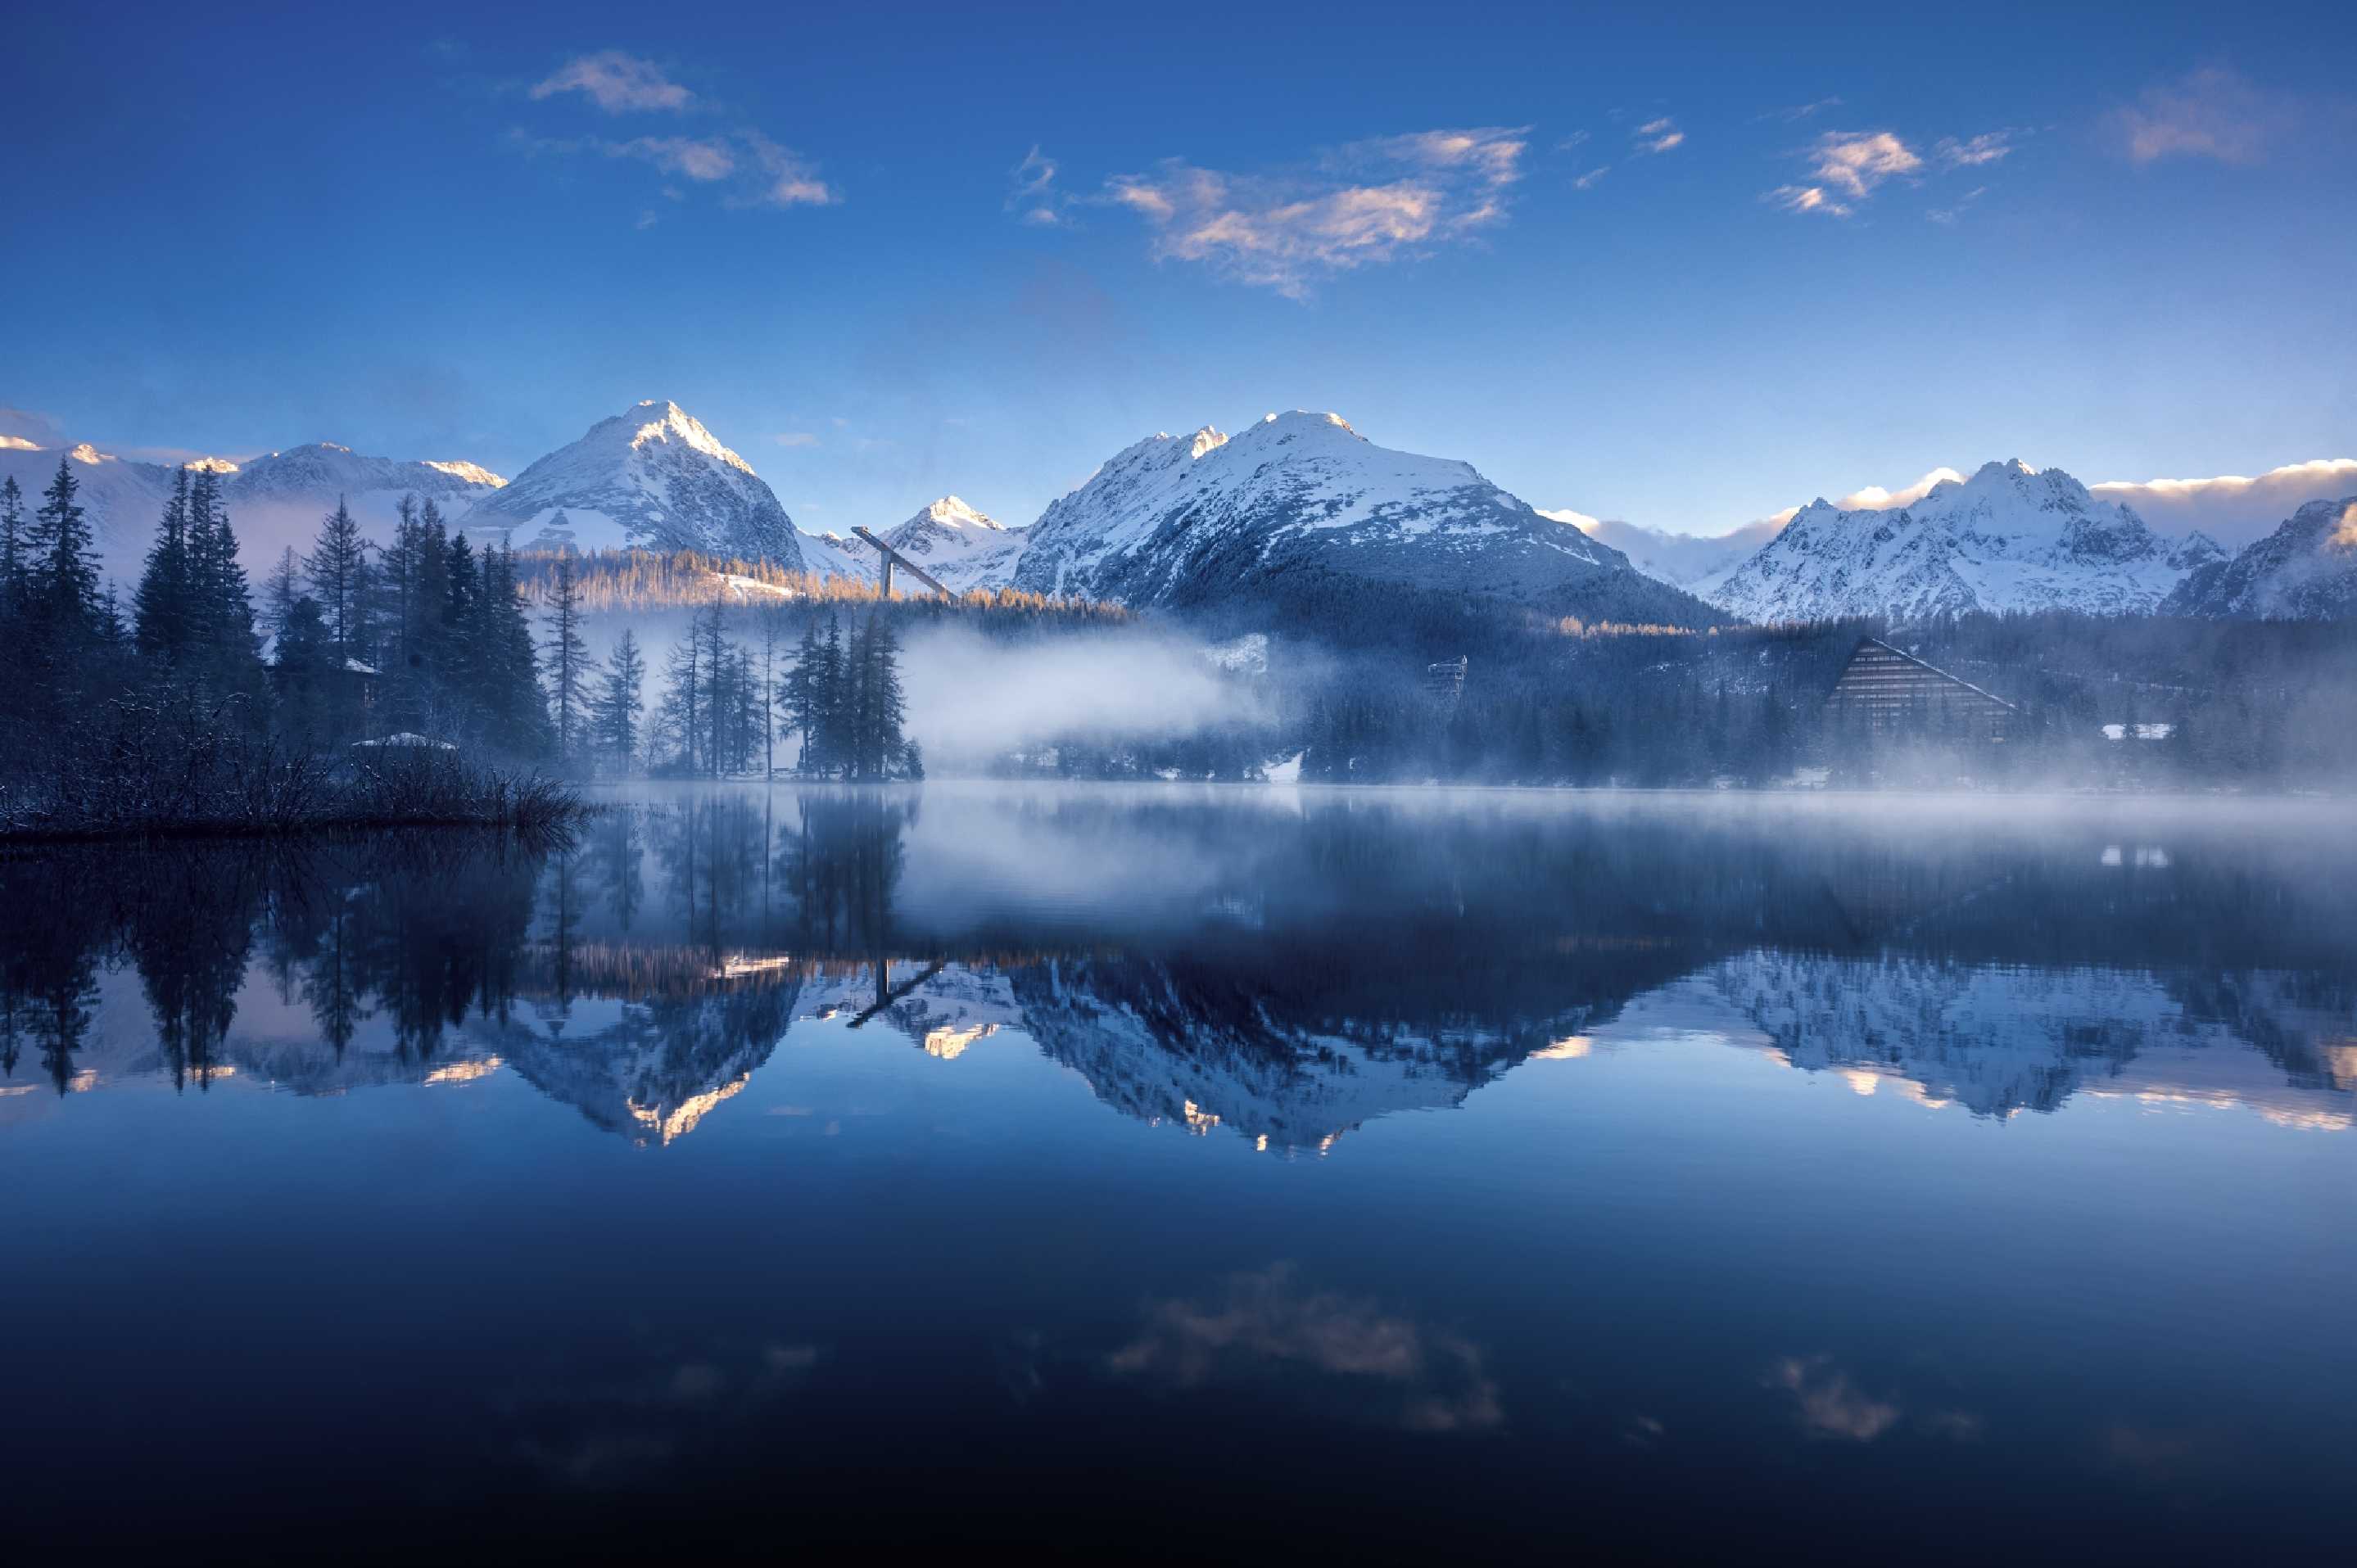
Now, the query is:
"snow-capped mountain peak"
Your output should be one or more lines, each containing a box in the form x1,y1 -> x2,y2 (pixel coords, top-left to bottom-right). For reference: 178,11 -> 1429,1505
1010,410 -> 1715,622
621,400 -> 757,477
795,494 -> 1029,592
908,495 -> 1003,532
1708,457 -> 2218,622
2162,495 -> 2357,619
420,459 -> 506,488
460,399 -> 802,566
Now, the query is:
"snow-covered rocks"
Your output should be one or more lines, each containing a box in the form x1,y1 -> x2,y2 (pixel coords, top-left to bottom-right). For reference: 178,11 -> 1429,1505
2161,496 -> 2357,619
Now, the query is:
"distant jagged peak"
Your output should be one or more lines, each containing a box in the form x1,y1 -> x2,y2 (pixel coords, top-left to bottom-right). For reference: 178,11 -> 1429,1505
184,456 -> 241,474
614,398 -> 757,477
1967,456 -> 2039,482
904,495 -> 1003,531
67,441 -> 117,465
1252,409 -> 1360,437
422,459 -> 506,488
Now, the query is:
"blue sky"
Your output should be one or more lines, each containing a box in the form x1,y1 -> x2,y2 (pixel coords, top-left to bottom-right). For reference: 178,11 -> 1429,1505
5,0 -> 2350,537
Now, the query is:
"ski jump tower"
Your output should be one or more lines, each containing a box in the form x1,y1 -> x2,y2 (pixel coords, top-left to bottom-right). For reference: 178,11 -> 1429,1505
852,527 -> 952,599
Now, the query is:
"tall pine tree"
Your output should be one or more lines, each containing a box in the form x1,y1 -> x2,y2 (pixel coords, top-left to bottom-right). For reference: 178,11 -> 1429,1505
541,553 -> 589,766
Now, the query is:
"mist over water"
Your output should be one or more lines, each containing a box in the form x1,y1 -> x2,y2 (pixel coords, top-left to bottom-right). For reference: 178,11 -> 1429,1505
5,785 -> 2355,1561
899,625 -> 1267,766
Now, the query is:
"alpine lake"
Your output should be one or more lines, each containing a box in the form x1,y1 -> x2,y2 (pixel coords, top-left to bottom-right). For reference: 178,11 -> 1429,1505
7,784 -> 2354,1562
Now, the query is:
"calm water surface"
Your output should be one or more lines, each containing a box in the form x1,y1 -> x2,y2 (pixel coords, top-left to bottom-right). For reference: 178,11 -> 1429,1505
6,785 -> 2355,1562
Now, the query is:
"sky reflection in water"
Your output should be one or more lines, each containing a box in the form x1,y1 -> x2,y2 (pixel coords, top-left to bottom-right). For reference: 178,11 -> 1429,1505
4,785 -> 2354,1561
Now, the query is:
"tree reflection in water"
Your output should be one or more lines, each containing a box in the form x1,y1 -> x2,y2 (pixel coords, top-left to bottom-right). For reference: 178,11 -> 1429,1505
2,789 -> 2355,1143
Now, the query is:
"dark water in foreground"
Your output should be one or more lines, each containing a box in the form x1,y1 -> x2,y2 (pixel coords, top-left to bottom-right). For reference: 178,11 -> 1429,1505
6,784 -> 2355,1563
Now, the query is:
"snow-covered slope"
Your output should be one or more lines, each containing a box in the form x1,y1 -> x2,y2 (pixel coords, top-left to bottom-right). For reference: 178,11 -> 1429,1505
1708,459 -> 2224,623
1557,514 -> 1785,591
222,442 -> 505,563
1690,949 -> 2356,1123
794,495 -> 1027,592
0,442 -> 179,583
795,529 -> 875,583
2160,497 -> 2357,620
462,400 -> 803,567
881,496 -> 1027,591
1011,412 -> 1716,621
0,439 -> 504,584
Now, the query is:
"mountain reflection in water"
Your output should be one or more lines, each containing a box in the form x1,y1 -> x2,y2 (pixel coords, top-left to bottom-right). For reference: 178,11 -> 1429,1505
6,786 -> 2354,1143
8,785 -> 2357,1564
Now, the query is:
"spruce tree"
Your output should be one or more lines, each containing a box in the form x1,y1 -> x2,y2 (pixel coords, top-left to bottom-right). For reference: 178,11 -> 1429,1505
29,456 -> 101,630
188,469 -> 260,707
595,628 -> 645,773
541,553 -> 589,766
133,468 -> 195,664
812,614 -> 845,777
0,474 -> 24,611
786,617 -> 821,773
263,547 -> 303,644
306,495 -> 369,667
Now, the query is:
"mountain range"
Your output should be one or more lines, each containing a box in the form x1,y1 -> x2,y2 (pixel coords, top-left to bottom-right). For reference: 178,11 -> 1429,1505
1706,459 -> 2229,622
2162,498 -> 2357,618
0,440 -> 506,580
9,399 -> 2352,624
1007,411 -> 1707,621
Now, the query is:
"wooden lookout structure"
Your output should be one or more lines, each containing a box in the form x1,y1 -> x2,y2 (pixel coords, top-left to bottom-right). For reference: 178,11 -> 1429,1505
1824,639 -> 2016,742
853,526 -> 952,599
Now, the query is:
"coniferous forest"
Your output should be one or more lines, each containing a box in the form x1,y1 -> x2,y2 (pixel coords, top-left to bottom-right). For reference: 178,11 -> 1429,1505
8,452 -> 2357,840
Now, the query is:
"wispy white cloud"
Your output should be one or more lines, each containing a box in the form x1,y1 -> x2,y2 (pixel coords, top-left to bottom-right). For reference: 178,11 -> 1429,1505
1765,129 -> 1925,218
610,133 -> 736,183
1634,116 -> 1684,153
1934,131 -> 2014,168
532,51 -> 695,115
513,52 -> 831,213
731,129 -> 833,207
1926,186 -> 1987,225
1837,467 -> 1966,509
1105,126 -> 1528,299
771,432 -> 821,450
0,406 -> 61,446
1007,144 -> 1073,227
1766,183 -> 1848,217
1810,130 -> 1923,196
1573,165 -> 1611,191
2109,66 -> 2280,165
1755,97 -> 1844,124
1536,506 -> 1602,530
511,126 -> 835,210
0,434 -> 40,451
1555,130 -> 1591,151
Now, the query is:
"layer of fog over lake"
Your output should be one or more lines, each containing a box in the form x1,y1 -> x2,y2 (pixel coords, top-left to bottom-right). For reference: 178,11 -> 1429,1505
7,785 -> 2355,1561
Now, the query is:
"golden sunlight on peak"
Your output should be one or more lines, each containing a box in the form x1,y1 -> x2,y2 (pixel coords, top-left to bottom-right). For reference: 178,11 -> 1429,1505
628,1073 -> 751,1145
924,1022 -> 998,1060
1532,1035 -> 1594,1060
424,1055 -> 502,1085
